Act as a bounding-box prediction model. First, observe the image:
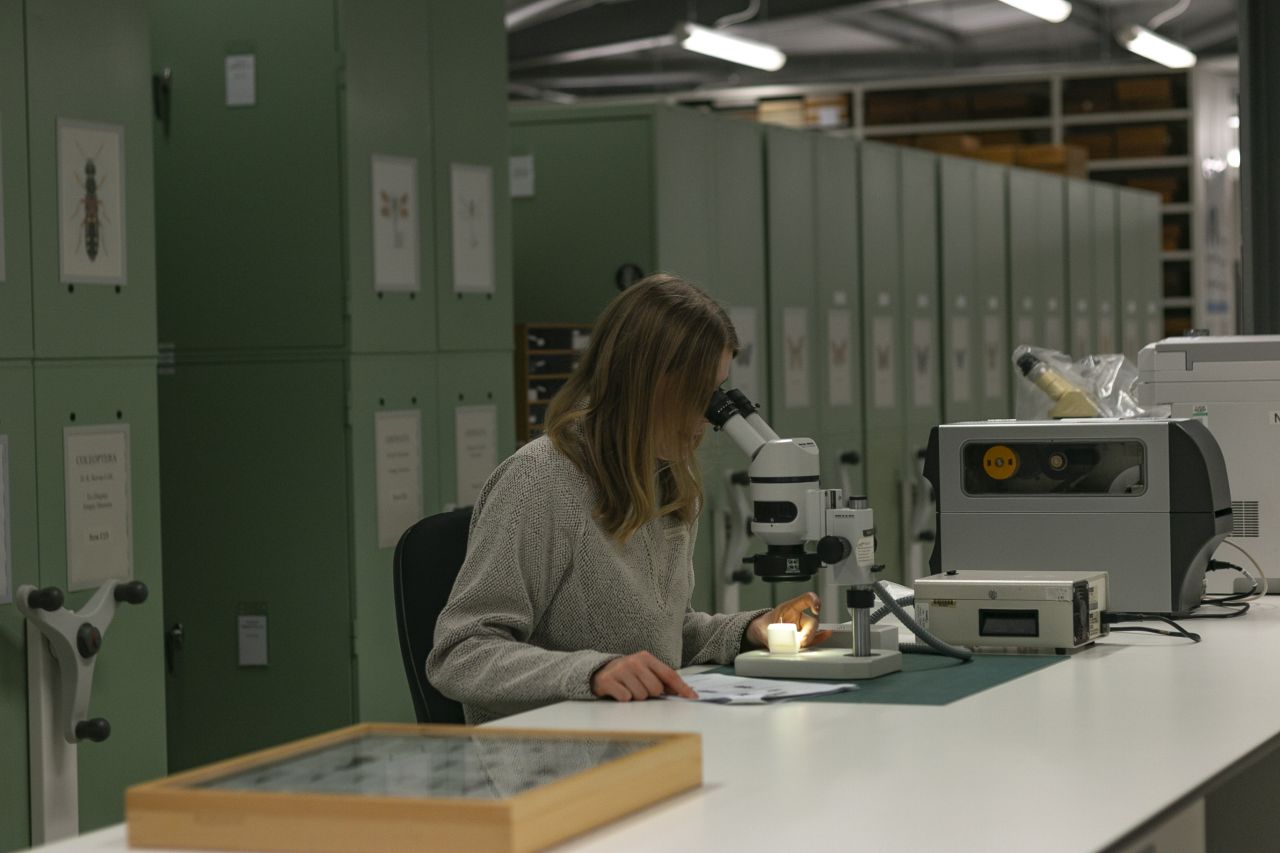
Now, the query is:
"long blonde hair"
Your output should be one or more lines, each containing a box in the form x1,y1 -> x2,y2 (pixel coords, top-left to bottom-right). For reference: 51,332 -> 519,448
546,274 -> 738,542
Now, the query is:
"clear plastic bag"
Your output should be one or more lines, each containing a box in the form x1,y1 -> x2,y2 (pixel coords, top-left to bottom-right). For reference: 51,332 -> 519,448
1012,345 -> 1170,420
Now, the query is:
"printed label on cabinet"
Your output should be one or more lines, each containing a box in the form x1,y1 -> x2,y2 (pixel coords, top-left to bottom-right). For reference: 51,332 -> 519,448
783,307 -> 810,409
872,316 -> 895,409
374,410 -> 424,549
827,309 -> 853,407
63,424 -> 133,590
983,315 -> 1005,401
455,405 -> 498,507
911,317 -> 935,409
451,164 -> 495,294
950,316 -> 971,404
728,306 -> 760,404
371,155 -> 421,292
57,119 -> 126,285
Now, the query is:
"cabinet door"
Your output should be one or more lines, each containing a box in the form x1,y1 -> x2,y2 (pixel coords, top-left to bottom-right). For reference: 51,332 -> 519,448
1066,178 -> 1095,358
33,360 -> 165,829
159,357 -> 353,772
0,0 -> 32,358
0,362 -> 37,850
1092,185 -> 1119,354
150,0 -> 344,350
28,0 -> 155,358
940,156 -> 980,423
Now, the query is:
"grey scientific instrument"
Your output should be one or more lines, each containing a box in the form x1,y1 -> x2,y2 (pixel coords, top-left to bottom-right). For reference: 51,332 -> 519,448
913,570 -> 1108,653
1138,335 -> 1280,590
924,418 -> 1232,615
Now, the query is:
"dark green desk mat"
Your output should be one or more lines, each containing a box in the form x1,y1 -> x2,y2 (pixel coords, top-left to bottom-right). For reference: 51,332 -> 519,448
713,652 -> 1067,706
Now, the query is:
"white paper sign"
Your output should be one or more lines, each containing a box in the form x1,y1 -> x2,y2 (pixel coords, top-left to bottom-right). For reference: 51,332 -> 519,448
371,155 -> 420,292
950,316 -> 971,404
0,435 -> 9,604
983,314 -> 1006,400
225,54 -> 257,107
237,615 -> 268,666
509,154 -> 534,198
911,317 -> 935,408
63,425 -> 132,591
1015,316 -> 1034,349
375,410 -> 423,549
58,120 -> 126,285
827,309 -> 853,407
1044,314 -> 1065,353
728,305 -> 760,404
872,315 -> 896,409
455,405 -> 498,507
1123,318 -> 1141,357
782,307 -> 810,409
0,114 -> 6,283
451,164 -> 495,294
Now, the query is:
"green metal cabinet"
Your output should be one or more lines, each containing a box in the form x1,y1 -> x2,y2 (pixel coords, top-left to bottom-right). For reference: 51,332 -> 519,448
1093,185 -> 1120,353
32,360 -> 166,830
430,0 -> 512,352
27,0 -> 156,359
159,356 -> 355,772
1066,178 -> 1095,358
814,134 -> 865,499
347,354 -> 441,724
1009,168 -> 1067,391
974,161 -> 1010,419
1117,188 -> 1163,358
939,156 -> 981,424
859,142 -> 906,583
436,351 -> 516,510
0,0 -> 32,359
0,361 -> 36,851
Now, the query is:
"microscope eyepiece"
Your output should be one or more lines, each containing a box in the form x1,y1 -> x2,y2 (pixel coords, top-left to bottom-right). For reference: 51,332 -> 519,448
705,388 -> 739,428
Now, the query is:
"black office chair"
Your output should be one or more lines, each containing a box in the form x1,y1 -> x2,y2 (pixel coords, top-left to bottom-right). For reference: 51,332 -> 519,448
393,508 -> 472,724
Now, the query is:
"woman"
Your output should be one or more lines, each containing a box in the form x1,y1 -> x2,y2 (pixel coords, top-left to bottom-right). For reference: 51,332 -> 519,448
428,274 -> 828,723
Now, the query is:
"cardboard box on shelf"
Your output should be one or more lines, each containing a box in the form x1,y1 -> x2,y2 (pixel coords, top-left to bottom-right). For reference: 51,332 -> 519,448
756,98 -> 806,128
970,144 -> 1018,165
1162,222 -> 1185,252
1115,77 -> 1177,110
1127,175 -> 1182,204
865,94 -> 917,125
1115,124 -> 1175,158
1065,129 -> 1116,160
971,90 -> 1037,118
1063,79 -> 1115,115
1015,144 -> 1089,178
915,133 -> 982,154
803,94 -> 851,128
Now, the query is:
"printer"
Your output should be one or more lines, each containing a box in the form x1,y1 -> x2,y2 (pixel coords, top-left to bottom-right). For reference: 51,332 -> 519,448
1138,336 -> 1280,590
924,418 -> 1233,614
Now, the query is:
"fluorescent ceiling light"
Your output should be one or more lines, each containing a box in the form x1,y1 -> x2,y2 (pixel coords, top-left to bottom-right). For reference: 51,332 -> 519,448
1228,148 -> 1241,169
996,0 -> 1072,24
1117,25 -> 1197,69
676,23 -> 786,72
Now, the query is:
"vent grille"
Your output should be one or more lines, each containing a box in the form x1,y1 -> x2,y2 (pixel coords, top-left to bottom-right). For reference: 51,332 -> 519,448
1231,501 -> 1260,538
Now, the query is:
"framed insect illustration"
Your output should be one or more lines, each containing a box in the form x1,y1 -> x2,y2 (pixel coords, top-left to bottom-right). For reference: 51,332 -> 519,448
126,723 -> 702,853
57,119 -> 126,285
371,154 -> 420,292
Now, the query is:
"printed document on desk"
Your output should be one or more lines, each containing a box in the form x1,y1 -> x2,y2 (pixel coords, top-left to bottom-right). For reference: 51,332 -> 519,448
671,673 -> 857,705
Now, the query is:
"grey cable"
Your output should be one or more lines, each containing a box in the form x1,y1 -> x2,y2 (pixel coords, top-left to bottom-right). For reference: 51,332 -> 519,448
715,0 -> 761,28
870,594 -> 913,624
1147,0 -> 1191,31
873,581 -> 973,661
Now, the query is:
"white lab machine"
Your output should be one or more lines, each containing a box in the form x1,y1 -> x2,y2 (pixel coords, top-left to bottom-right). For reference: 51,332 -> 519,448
1138,335 -> 1280,592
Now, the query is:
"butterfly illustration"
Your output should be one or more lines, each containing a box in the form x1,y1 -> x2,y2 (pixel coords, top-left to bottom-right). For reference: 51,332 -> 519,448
786,337 -> 805,370
830,339 -> 848,367
380,190 -> 411,248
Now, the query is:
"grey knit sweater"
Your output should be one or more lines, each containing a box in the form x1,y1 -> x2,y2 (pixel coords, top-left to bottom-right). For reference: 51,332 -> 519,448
427,435 -> 767,724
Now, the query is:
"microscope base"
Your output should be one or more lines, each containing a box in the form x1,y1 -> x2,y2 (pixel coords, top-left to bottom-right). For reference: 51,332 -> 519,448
734,648 -> 902,680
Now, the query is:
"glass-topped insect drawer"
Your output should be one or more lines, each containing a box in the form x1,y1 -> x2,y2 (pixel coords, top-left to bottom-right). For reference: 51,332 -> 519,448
126,723 -> 702,853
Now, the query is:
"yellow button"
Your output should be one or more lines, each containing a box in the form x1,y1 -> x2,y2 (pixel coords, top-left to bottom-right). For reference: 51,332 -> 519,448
982,445 -> 1019,480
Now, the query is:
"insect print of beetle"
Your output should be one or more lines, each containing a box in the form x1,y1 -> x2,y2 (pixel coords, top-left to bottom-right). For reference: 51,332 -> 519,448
70,143 -> 108,263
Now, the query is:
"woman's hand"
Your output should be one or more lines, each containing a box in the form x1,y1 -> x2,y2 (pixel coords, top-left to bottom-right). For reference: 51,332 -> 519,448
746,591 -> 831,650
591,651 -> 699,701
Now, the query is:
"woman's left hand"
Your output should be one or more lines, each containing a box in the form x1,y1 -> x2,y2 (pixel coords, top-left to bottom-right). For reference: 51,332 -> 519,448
746,591 -> 832,650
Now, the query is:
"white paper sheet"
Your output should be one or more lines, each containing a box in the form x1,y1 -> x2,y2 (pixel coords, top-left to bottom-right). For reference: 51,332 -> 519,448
667,672 -> 856,705
950,316 -> 971,404
983,314 -> 1006,401
63,425 -> 133,591
58,119 -> 126,285
872,314 -> 896,409
727,306 -> 760,404
224,54 -> 256,107
783,307 -> 810,409
237,614 -> 268,666
375,410 -> 423,549
0,435 -> 9,604
455,404 -> 498,507
509,154 -> 534,198
911,317 -> 935,408
450,164 -> 495,294
827,309 -> 853,407
371,155 -> 420,292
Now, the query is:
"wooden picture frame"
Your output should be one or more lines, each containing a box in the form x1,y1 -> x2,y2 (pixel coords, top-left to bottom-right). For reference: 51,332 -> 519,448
127,723 -> 701,853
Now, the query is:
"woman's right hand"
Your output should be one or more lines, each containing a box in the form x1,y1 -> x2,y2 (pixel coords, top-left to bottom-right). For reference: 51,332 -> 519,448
591,651 -> 698,701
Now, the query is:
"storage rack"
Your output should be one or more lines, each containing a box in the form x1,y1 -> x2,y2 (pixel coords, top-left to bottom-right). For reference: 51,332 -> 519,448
516,323 -> 591,444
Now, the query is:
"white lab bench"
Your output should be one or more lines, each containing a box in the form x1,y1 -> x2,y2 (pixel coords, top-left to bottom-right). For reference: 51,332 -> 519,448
30,602 -> 1280,853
